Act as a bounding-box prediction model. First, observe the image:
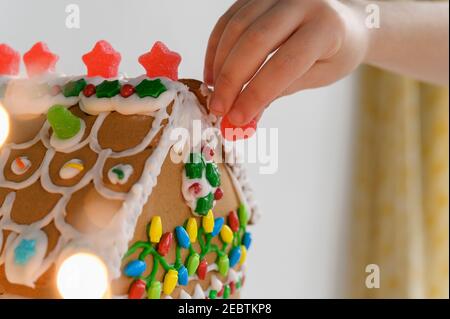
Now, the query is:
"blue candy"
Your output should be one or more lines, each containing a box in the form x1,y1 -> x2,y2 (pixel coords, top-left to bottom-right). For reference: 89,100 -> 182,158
229,246 -> 242,268
124,259 -> 147,277
14,239 -> 36,265
242,232 -> 252,250
176,226 -> 190,248
211,217 -> 225,237
178,265 -> 189,286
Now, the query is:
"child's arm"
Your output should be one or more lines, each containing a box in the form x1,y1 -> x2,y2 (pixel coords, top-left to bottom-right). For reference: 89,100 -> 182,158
204,0 -> 449,126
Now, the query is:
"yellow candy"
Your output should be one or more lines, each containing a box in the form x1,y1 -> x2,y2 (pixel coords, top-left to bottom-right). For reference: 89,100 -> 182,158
186,218 -> 198,243
220,225 -> 233,244
64,162 -> 84,172
149,216 -> 162,243
239,245 -> 247,265
202,210 -> 215,233
163,269 -> 178,295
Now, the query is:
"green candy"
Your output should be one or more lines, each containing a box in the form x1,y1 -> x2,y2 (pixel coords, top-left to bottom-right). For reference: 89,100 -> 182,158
96,80 -> 120,98
185,153 -> 205,179
147,281 -> 161,299
218,255 -> 229,276
223,285 -> 231,299
206,162 -> 221,187
47,105 -> 82,140
63,79 -> 87,97
238,203 -> 249,227
187,253 -> 200,276
195,192 -> 214,216
209,290 -> 218,299
135,79 -> 167,98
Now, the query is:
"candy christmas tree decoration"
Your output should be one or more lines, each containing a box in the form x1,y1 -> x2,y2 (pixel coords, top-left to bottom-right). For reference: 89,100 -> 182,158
82,40 -> 121,78
23,42 -> 59,77
0,44 -> 20,76
0,41 -> 259,299
139,41 -> 182,81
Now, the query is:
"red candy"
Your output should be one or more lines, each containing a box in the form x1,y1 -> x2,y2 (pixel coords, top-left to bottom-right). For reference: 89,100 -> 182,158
138,41 -> 181,81
0,44 -> 20,76
157,232 -> 173,256
214,188 -> 224,201
220,116 -> 257,141
83,84 -> 96,97
230,281 -> 236,295
197,259 -> 208,280
228,211 -> 240,232
202,145 -> 215,161
50,85 -> 61,96
82,40 -> 121,78
23,42 -> 59,77
120,84 -> 135,98
189,183 -> 202,196
128,279 -> 146,299
217,287 -> 224,297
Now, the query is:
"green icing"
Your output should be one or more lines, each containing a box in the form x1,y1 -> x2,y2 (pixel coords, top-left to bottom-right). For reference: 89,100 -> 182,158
135,79 -> 167,98
206,162 -> 221,187
112,168 -> 125,180
63,79 -> 87,97
195,192 -> 214,216
47,105 -> 82,140
185,153 -> 205,179
96,80 -> 121,98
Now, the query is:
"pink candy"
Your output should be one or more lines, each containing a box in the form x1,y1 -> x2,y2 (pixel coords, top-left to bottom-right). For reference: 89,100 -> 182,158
0,44 -> 20,76
139,41 -> 181,81
82,40 -> 121,78
23,42 -> 59,77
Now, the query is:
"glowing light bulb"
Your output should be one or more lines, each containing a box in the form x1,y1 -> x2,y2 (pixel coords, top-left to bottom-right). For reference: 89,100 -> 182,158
0,104 -> 9,147
57,252 -> 109,299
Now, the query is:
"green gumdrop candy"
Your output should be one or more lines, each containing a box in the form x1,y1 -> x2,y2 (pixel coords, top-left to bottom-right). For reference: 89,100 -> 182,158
47,105 -> 82,140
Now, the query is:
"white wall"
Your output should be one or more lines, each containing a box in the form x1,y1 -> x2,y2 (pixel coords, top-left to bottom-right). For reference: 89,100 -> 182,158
0,0 -> 357,298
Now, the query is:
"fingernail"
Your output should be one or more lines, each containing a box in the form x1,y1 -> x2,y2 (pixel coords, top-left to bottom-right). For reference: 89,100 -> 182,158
209,95 -> 225,115
227,109 -> 245,126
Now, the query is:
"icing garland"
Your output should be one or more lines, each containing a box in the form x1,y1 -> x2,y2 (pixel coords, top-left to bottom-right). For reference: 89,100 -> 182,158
123,207 -> 251,299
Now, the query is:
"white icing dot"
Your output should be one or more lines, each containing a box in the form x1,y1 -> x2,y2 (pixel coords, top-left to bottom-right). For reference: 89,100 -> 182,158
59,159 -> 84,180
11,156 -> 31,175
108,164 -> 134,185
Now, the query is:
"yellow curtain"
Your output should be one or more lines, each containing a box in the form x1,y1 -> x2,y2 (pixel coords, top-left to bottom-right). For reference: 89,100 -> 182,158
349,65 -> 449,298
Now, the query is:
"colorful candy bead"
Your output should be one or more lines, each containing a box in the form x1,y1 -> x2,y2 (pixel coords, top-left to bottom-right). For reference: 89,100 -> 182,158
0,44 -> 20,76
217,286 -> 224,297
229,281 -> 236,295
220,225 -> 233,244
188,183 -> 202,196
239,245 -> 247,265
83,84 -> 96,97
128,279 -> 146,299
149,216 -> 162,243
220,116 -> 257,141
157,232 -> 173,256
209,290 -> 217,299
202,210 -> 215,234
163,269 -> 178,295
175,226 -> 190,249
124,259 -> 146,277
229,246 -> 241,268
47,105 -> 82,140
177,265 -> 188,286
242,232 -> 252,250
214,188 -> 224,200
223,285 -> 231,299
187,253 -> 200,276
228,210 -> 240,232
82,40 -> 121,78
238,203 -> 249,227
135,79 -> 167,98
202,145 -> 215,161
205,162 -> 220,187
138,41 -> 182,81
186,218 -> 198,243
59,159 -> 84,180
120,84 -> 135,98
11,156 -> 31,175
218,255 -> 229,276
23,42 -> 59,77
197,259 -> 208,280
195,192 -> 214,216
147,281 -> 161,299
211,217 -> 224,237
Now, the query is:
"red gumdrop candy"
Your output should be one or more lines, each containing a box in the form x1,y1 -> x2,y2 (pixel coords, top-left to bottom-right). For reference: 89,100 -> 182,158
128,279 -> 146,299
220,116 -> 257,141
23,42 -> 59,77
82,40 -> 121,78
138,41 -> 181,81
0,44 -> 20,76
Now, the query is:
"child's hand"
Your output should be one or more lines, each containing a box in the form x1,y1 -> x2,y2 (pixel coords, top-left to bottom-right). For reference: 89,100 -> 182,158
205,0 -> 368,126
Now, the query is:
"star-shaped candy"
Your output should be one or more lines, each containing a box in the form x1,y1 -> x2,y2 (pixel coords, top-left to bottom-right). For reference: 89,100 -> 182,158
23,42 -> 59,77
138,41 -> 181,81
82,40 -> 121,78
0,44 -> 20,76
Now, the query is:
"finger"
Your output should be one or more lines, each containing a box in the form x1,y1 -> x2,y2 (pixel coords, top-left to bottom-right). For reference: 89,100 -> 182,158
210,2 -> 306,116
227,22 -> 330,125
204,0 -> 251,85
212,0 -> 277,82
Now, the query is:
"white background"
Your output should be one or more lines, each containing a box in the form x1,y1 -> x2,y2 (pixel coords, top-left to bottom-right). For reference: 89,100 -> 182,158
0,0 -> 357,298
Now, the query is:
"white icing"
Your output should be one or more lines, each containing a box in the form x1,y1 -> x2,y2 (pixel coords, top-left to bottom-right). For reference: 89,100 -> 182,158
193,284 -> 206,299
108,164 -> 133,185
50,120 -> 86,152
11,156 -> 31,175
179,289 -> 192,299
210,274 -> 223,291
59,159 -> 84,180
